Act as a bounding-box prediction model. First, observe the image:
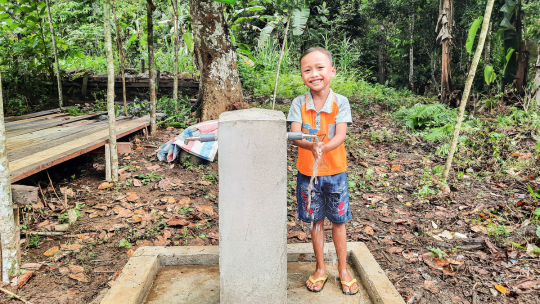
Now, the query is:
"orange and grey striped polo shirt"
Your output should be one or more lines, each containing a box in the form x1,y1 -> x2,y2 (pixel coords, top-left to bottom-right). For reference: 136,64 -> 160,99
287,89 -> 353,176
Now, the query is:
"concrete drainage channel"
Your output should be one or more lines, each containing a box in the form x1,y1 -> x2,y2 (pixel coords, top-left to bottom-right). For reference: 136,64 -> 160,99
100,243 -> 404,304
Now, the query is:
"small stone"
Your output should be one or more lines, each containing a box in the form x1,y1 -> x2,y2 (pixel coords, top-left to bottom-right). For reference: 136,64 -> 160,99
454,232 -> 467,239
68,209 -> 78,224
490,288 -> 498,297
431,221 -> 438,229
55,224 -> 70,232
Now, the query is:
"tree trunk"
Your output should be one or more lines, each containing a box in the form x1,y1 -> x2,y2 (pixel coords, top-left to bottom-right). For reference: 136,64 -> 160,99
172,0 -> 179,112
438,0 -> 453,105
191,0 -> 243,121
378,22 -> 386,85
0,73 -> 18,283
272,14 -> 290,110
45,0 -> 63,109
147,1 -> 157,134
104,0 -> 119,181
484,20 -> 492,92
443,0 -> 494,181
534,42 -> 540,107
408,9 -> 415,92
112,0 -> 129,117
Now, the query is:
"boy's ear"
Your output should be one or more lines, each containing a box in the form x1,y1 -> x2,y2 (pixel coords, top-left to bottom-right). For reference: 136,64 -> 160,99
331,66 -> 336,77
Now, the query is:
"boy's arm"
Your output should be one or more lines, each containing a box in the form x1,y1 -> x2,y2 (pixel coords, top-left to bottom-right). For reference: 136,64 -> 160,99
321,122 -> 347,154
291,122 -> 320,159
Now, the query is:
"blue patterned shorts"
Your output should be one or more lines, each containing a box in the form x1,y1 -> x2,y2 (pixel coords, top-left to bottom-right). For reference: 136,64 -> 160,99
296,172 -> 352,224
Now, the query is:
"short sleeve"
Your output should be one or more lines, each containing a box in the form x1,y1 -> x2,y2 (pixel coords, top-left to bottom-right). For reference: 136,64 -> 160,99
287,97 -> 303,125
335,96 -> 353,125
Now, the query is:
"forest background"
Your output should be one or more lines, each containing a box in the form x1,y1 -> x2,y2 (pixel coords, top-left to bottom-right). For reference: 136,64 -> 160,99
0,0 -> 538,116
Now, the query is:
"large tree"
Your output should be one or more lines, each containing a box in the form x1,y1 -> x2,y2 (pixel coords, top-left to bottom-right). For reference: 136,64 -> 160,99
190,0 -> 243,121
437,0 -> 454,104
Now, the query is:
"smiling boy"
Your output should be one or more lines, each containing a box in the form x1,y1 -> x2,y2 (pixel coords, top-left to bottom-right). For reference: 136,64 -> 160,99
287,47 -> 358,295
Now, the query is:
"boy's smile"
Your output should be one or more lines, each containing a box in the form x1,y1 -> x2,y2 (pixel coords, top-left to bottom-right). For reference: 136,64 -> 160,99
300,51 -> 336,93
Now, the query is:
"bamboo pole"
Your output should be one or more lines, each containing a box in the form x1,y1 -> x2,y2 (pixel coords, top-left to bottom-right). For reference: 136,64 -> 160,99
171,0 -> 179,112
147,0 -> 157,134
0,73 -> 18,282
103,0 -> 119,181
45,0 -> 63,109
442,0 -> 495,180
112,0 -> 129,117
271,14 -> 290,110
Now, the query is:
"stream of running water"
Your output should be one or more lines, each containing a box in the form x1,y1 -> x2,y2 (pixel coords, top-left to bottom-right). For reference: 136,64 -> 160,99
306,137 -> 321,230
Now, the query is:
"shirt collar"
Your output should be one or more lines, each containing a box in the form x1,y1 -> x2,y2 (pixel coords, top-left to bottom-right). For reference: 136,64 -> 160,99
306,89 -> 334,113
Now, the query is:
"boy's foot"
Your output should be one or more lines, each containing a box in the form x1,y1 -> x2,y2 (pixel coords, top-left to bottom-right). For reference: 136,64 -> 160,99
339,270 -> 358,294
306,269 -> 327,291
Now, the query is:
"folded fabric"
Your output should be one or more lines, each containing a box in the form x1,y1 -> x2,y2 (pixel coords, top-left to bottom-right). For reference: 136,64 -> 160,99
157,119 -> 219,162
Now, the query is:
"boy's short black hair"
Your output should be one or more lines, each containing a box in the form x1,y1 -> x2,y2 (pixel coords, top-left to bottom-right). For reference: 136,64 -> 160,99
299,47 -> 333,67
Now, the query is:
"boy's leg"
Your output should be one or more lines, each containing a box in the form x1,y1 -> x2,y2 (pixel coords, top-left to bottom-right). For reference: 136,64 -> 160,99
332,223 -> 357,293
324,172 -> 357,293
306,218 -> 326,291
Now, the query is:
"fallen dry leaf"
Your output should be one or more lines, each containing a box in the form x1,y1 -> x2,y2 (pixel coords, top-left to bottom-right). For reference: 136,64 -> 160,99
178,197 -> 191,205
126,192 -> 140,201
126,249 -> 134,258
442,265 -> 456,276
21,263 -> 43,270
167,197 -> 176,204
359,161 -> 369,168
98,182 -> 113,190
68,265 -> 84,273
424,280 -> 438,293
166,218 -> 190,226
59,267 -> 70,275
391,165 -> 400,172
388,247 -> 404,254
16,271 -> 33,288
67,289 -> 80,295
60,187 -> 74,197
133,179 -> 142,187
514,280 -> 540,289
288,231 -> 307,240
198,181 -> 212,186
206,230 -> 219,239
364,226 -> 374,235
154,235 -> 169,246
67,244 -> 84,251
136,240 -> 153,246
43,246 -> 60,256
69,273 -> 89,283
197,205 -> 214,216
494,283 -> 507,295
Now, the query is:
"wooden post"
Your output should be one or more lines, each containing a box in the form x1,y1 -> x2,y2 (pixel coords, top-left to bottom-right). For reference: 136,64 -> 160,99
141,59 -> 145,74
105,144 -> 112,181
0,72 -> 18,282
45,0 -> 63,109
82,72 -> 89,98
147,0 -> 157,135
104,0 -> 119,181
171,0 -> 179,112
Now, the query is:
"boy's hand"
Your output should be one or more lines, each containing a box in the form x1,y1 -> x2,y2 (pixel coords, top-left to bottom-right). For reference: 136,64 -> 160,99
310,141 -> 324,160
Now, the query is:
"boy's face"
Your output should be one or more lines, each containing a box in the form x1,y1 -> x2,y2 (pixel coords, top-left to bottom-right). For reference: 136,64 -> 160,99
300,51 -> 336,93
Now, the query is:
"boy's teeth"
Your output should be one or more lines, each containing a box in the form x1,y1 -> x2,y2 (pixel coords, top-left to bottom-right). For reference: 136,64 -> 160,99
312,80 -> 322,84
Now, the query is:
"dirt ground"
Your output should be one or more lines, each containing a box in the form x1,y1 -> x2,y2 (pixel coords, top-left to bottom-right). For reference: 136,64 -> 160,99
1,102 -> 540,304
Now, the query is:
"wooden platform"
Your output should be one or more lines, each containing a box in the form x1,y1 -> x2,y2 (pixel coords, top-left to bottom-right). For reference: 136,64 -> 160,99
5,109 -> 151,182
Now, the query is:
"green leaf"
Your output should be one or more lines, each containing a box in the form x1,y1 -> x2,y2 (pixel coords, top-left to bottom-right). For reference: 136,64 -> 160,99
533,208 -> 540,216
247,6 -> 264,11
183,31 -> 193,53
484,65 -> 496,85
0,13 -> 9,19
292,8 -> 310,36
466,17 -> 483,54
211,0 -> 236,4
259,20 -> 278,43
536,226 -> 540,239
500,17 -> 513,30
502,48 -> 515,76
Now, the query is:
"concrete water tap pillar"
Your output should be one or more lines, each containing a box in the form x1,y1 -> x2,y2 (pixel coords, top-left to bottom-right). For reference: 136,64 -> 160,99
218,108 -> 287,304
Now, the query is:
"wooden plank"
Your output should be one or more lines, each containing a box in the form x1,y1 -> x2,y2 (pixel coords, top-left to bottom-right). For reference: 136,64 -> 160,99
7,120 -> 103,157
5,113 -> 69,127
11,185 -> 38,206
4,109 -> 61,123
6,113 -> 104,137
9,116 -> 151,182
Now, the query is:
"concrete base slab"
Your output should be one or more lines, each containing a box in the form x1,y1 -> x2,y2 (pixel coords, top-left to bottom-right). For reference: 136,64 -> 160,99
143,262 -> 372,304
101,243 -> 405,304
